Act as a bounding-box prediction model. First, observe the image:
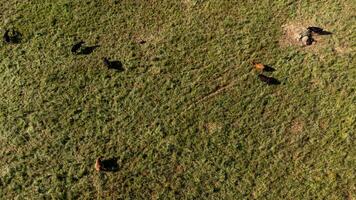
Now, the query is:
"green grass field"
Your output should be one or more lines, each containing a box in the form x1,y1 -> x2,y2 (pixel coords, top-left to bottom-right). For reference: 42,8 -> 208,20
1,0 -> 355,199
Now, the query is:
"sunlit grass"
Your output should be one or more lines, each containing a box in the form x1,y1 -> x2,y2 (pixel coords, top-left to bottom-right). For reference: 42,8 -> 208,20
0,0 -> 355,199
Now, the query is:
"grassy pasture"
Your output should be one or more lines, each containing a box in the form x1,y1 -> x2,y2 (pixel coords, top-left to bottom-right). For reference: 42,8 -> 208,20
0,0 -> 355,199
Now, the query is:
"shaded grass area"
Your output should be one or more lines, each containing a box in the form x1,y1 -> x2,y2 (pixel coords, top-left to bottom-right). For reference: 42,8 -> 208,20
0,0 -> 355,199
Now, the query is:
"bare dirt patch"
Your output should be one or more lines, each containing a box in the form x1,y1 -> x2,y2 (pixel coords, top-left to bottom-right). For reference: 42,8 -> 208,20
290,118 -> 305,134
280,22 -> 310,47
280,21 -> 335,53
204,122 -> 222,133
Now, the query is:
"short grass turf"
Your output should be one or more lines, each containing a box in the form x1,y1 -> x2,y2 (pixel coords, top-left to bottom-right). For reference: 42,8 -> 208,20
1,0 -> 355,199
